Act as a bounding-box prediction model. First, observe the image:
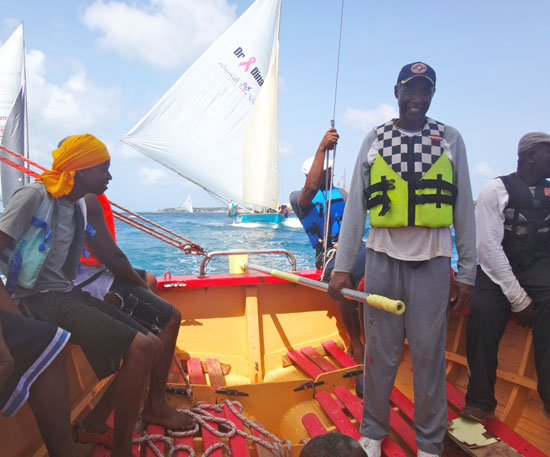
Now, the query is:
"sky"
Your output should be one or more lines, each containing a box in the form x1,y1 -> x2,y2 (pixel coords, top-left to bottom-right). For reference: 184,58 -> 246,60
1,0 -> 549,211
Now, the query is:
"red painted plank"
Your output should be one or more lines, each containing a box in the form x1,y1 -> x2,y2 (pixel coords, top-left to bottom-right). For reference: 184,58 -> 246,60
321,340 -> 357,368
389,388 -> 414,422
173,435 -> 195,457
145,424 -> 165,457
331,386 -> 408,457
301,346 -> 338,372
302,413 -> 328,438
168,355 -> 184,383
388,408 -> 417,454
201,407 -> 224,457
252,423 -> 274,457
187,357 -> 206,384
286,350 -> 324,379
205,358 -> 226,391
332,386 -> 363,421
315,391 -> 361,439
223,403 -> 251,457
446,382 -> 547,457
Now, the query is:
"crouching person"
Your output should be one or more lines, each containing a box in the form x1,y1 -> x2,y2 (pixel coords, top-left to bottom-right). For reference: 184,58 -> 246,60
0,134 -> 158,457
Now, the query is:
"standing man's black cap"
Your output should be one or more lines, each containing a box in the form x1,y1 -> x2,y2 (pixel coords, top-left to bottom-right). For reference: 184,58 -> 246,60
397,62 -> 436,87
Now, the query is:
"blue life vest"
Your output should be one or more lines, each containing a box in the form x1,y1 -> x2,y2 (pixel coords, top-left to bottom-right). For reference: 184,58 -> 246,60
0,183 -> 87,294
301,188 -> 345,249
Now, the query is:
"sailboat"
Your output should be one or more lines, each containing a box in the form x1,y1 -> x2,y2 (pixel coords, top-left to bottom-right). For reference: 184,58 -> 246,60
0,23 -> 29,206
122,0 -> 284,225
182,195 -> 194,213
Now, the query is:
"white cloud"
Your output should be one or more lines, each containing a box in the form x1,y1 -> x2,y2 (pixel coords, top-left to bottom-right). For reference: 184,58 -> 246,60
341,104 -> 398,133
82,0 -> 237,69
24,49 -> 122,166
139,166 -> 168,185
279,140 -> 294,156
474,160 -> 497,179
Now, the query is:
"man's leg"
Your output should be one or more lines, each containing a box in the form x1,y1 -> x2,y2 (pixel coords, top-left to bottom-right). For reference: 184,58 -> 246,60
465,267 -> 511,413
28,349 -> 77,457
516,259 -> 550,412
111,332 -> 153,456
360,250 -> 405,441
109,279 -> 194,429
142,307 -> 194,429
404,257 -> 450,456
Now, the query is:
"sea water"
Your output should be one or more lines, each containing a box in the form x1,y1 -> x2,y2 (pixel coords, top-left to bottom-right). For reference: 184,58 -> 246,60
115,212 -> 459,277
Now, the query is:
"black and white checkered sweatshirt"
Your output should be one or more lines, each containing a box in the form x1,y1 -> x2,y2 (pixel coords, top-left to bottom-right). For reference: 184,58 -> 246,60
375,118 -> 446,183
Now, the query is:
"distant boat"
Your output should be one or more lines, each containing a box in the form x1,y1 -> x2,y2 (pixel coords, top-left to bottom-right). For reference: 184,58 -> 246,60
0,23 -> 29,206
122,0 -> 283,225
182,195 -> 193,213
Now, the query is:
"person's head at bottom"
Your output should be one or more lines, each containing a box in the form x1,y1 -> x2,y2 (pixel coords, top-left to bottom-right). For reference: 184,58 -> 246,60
300,433 -> 366,457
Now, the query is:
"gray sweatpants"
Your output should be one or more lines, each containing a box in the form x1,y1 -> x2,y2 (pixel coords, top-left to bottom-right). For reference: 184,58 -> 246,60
360,250 -> 450,456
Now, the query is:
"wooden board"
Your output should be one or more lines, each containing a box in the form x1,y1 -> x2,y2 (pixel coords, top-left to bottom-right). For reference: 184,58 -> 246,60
187,357 -> 206,384
446,382 -> 547,457
314,391 -> 360,439
173,435 -> 195,457
286,350 -> 324,379
204,358 -> 226,391
223,403 -> 251,457
321,340 -> 357,368
200,408 -> 224,457
301,346 -> 338,372
331,386 -> 408,457
168,355 -> 185,384
145,424 -> 165,457
302,413 -> 328,438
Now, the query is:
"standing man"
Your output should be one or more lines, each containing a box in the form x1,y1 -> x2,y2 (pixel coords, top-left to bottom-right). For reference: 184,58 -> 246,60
462,132 -> 550,422
290,128 -> 366,363
329,62 -> 476,457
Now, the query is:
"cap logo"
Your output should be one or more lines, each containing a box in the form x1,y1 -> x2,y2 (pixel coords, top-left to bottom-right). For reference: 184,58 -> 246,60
411,63 -> 427,74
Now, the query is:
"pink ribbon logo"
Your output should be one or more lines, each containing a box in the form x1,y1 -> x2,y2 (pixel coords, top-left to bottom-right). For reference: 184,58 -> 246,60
239,57 -> 256,72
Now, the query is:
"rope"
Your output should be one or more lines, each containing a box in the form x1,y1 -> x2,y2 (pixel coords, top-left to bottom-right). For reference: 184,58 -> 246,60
133,400 -> 291,457
0,144 -> 207,256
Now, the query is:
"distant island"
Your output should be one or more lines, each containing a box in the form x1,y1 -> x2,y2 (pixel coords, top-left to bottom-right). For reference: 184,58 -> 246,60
155,206 -> 227,213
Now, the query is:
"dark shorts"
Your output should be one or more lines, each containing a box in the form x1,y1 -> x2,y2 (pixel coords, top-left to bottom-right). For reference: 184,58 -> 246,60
20,288 -> 149,380
324,243 -> 367,287
109,272 -> 175,335
0,309 -> 70,417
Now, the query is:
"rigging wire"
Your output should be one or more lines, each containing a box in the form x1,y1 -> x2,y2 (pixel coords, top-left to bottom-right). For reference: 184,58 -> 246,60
321,0 -> 345,277
0,144 -> 206,255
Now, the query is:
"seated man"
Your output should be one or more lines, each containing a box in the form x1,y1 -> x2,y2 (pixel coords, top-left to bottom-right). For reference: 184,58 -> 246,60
74,191 -> 192,435
290,128 -> 366,363
0,134 -> 161,457
0,309 -> 75,457
300,433 -> 366,457
462,132 -> 550,421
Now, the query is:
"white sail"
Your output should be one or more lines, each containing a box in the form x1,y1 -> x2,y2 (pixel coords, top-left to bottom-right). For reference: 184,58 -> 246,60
0,24 -> 29,205
122,0 -> 281,210
183,195 -> 193,213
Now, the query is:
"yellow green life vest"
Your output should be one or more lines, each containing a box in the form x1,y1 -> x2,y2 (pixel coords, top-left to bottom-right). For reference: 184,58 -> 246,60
365,118 -> 457,227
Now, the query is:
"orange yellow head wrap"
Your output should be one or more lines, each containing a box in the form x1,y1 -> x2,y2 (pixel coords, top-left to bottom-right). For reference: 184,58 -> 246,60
37,134 -> 110,199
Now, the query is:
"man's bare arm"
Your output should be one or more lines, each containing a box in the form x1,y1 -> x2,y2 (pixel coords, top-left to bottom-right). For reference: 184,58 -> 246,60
84,194 -> 147,288
298,129 -> 339,208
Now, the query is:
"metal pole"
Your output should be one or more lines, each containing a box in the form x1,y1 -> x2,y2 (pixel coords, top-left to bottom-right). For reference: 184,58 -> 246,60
242,262 -> 405,315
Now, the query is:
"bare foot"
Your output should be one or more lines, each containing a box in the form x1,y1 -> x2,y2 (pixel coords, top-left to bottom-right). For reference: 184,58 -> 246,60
142,402 -> 195,430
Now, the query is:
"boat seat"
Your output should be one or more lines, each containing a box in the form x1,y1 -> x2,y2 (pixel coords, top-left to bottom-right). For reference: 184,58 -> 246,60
286,340 -> 358,379
169,356 -> 228,391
